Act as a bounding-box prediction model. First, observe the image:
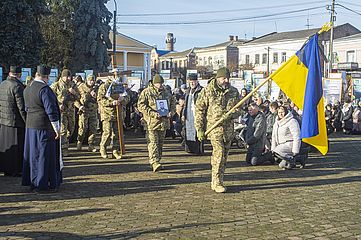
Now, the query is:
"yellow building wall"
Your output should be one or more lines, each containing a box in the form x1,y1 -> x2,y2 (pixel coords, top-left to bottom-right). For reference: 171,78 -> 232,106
112,52 -> 144,67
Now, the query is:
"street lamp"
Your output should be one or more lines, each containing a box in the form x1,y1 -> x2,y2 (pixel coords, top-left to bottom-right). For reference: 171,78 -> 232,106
112,0 -> 117,70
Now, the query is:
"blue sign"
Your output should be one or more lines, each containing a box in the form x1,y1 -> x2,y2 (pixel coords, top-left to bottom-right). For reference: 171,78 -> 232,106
0,67 -> 3,83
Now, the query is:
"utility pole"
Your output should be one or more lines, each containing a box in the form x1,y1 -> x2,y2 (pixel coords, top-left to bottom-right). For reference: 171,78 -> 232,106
266,46 -> 270,77
112,0 -> 117,70
328,0 -> 336,77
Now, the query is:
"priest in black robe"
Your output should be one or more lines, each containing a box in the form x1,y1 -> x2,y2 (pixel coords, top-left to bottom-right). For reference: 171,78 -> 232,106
22,65 -> 62,193
0,66 -> 26,177
183,74 -> 204,154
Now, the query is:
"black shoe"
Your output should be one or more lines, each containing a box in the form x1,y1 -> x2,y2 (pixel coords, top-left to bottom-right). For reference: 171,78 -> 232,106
35,188 -> 58,194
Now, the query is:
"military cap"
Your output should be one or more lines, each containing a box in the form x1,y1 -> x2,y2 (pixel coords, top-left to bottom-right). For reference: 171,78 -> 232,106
188,73 -> 198,80
153,74 -> 164,84
87,74 -> 95,80
61,69 -> 71,77
37,65 -> 51,76
9,66 -> 22,74
216,67 -> 230,79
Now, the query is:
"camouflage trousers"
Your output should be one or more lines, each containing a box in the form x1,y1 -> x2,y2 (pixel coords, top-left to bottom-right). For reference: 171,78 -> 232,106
210,139 -> 232,187
77,112 -> 98,146
100,120 -> 119,150
61,111 -> 75,149
146,130 -> 166,165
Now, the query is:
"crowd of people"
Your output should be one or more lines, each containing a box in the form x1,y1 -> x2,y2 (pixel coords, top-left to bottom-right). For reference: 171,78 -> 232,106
0,65 -> 359,194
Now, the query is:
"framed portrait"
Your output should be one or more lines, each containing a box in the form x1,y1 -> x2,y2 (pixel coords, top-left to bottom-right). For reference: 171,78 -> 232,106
156,99 -> 169,117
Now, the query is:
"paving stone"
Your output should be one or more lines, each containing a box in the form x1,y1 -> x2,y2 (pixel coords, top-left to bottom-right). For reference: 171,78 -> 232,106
0,132 -> 360,239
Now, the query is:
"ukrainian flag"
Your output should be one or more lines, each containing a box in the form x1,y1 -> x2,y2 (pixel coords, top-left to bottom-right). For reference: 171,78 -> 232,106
270,33 -> 328,155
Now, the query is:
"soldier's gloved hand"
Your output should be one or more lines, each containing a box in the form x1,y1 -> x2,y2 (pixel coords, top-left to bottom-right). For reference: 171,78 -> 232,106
197,130 -> 206,141
112,100 -> 120,106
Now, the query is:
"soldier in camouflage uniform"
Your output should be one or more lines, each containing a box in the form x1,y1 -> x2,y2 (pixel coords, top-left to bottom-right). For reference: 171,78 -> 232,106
51,69 -> 80,157
137,74 -> 176,172
74,74 -> 98,152
195,67 -> 241,193
97,76 -> 129,159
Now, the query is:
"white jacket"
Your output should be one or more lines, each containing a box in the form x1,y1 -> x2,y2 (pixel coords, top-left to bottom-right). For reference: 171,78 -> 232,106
271,112 -> 301,158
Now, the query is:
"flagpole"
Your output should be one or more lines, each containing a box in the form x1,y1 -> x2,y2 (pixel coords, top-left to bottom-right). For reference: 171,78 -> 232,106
205,77 -> 271,136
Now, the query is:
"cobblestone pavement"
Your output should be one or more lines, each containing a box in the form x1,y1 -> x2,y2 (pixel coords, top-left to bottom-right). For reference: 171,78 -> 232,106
0,132 -> 361,240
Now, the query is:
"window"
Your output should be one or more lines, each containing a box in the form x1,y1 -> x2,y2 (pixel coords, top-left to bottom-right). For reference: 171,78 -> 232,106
273,52 -> 278,64
255,54 -> 260,64
347,50 -> 356,62
166,61 -> 169,69
179,60 -> 182,68
184,60 -> 187,67
281,52 -> 287,63
208,56 -> 213,65
162,61 -> 165,69
262,53 -> 267,64
174,61 -> 178,70
245,55 -> 250,65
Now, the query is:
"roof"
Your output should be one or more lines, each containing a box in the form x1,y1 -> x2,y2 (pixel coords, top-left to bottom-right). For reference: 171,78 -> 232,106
161,48 -> 194,59
335,32 -> 361,41
243,23 -> 360,45
197,39 -> 246,51
244,28 -> 319,44
109,32 -> 152,50
155,49 -> 171,56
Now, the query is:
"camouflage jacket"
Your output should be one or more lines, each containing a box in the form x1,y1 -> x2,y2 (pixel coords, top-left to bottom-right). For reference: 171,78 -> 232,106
137,83 -> 176,131
74,82 -> 98,115
195,78 -> 241,142
51,79 -> 80,113
97,79 -> 130,122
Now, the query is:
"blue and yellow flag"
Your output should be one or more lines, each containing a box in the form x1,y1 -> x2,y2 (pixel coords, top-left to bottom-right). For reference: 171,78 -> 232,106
270,34 -> 328,155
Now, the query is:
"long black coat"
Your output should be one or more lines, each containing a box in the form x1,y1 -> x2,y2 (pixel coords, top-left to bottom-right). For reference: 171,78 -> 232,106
0,76 -> 26,128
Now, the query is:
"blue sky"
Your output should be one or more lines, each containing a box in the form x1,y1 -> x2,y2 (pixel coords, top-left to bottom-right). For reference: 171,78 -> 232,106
107,0 -> 361,51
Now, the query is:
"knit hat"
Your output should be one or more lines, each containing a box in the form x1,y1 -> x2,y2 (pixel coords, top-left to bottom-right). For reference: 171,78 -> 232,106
87,74 -> 95,80
9,66 -> 22,74
153,74 -> 164,84
61,69 -> 71,77
216,67 -> 230,79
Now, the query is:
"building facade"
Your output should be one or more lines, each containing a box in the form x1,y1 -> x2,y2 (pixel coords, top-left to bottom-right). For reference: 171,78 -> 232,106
109,32 -> 152,84
236,23 -> 360,76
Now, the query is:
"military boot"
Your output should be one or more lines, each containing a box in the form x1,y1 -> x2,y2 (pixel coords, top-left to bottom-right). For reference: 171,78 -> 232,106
100,147 -> 107,159
76,141 -> 82,151
112,150 -> 122,159
152,162 -> 162,172
88,145 -> 97,153
213,184 -> 227,193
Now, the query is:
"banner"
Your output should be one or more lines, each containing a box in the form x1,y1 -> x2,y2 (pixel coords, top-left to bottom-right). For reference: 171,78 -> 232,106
160,70 -> 170,80
164,79 -> 176,89
84,70 -> 94,78
243,70 -> 253,90
270,81 -> 281,101
21,68 -> 32,84
48,69 -> 59,86
198,79 -> 209,88
353,78 -> 361,101
323,78 -> 342,105
127,77 -> 141,92
230,78 -> 245,94
75,72 -> 86,81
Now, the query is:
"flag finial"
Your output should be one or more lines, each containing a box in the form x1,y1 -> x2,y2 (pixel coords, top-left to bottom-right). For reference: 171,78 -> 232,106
318,22 -> 333,34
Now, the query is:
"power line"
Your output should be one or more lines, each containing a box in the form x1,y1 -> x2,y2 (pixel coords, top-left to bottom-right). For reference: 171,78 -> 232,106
336,3 -> 361,16
117,1 -> 328,17
338,0 -> 361,8
115,12 -> 329,30
116,6 -> 326,25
